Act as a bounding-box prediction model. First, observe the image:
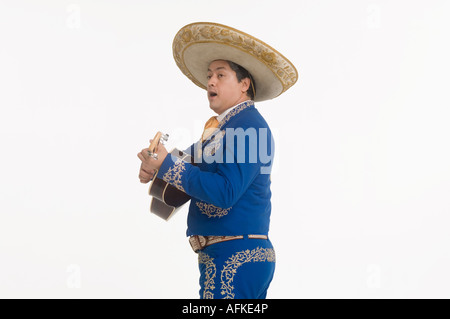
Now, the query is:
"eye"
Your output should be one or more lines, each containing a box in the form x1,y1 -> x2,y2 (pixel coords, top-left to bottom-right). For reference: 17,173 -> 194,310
206,75 -> 212,80
218,74 -> 224,78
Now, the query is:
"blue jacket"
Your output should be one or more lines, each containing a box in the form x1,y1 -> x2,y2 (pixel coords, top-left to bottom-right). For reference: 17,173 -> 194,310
157,101 -> 274,236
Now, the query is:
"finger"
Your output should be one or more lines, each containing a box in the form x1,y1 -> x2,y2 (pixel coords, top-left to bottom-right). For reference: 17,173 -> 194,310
139,165 -> 155,177
141,148 -> 150,157
154,142 -> 165,153
141,166 -> 155,175
140,176 -> 151,184
138,148 -> 151,161
137,152 -> 146,162
139,171 -> 151,183
141,167 -> 155,174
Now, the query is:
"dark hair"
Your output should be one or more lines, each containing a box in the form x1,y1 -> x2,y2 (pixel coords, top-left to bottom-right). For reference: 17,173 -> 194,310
226,61 -> 256,100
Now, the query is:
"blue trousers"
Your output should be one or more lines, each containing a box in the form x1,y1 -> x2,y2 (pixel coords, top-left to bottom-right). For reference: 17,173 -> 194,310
197,237 -> 276,299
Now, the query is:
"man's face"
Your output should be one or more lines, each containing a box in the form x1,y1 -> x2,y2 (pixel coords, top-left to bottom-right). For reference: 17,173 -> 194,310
207,60 -> 250,115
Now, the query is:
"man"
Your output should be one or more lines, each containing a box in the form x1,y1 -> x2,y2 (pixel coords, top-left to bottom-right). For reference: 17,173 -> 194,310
137,22 -> 298,299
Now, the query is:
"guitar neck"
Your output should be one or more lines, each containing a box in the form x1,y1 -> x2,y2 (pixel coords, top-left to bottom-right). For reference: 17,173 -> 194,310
148,131 -> 162,153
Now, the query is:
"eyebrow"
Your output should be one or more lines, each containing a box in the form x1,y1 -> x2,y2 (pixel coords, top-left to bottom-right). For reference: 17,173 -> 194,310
207,67 -> 227,72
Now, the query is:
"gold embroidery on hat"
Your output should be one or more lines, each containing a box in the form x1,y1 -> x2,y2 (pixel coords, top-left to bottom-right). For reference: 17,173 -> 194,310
173,23 -> 298,96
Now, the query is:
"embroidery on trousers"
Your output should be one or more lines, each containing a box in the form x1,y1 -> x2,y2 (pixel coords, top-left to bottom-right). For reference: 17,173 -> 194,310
198,252 -> 217,299
196,201 -> 231,218
162,159 -> 186,192
220,247 -> 276,299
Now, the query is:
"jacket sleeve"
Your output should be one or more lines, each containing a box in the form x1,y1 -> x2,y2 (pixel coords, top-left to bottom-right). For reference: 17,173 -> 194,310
157,129 -> 273,208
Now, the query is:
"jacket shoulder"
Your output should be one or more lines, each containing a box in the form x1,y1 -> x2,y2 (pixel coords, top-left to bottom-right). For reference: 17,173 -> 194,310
226,106 -> 270,130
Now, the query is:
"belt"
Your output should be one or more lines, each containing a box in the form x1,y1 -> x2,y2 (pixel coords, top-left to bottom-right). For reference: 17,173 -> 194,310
189,234 -> 268,253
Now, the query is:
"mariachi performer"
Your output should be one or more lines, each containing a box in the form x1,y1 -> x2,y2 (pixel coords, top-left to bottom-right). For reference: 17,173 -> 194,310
137,22 -> 298,299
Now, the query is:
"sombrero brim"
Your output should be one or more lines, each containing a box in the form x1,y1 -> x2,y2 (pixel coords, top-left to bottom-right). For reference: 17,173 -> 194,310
173,22 -> 298,102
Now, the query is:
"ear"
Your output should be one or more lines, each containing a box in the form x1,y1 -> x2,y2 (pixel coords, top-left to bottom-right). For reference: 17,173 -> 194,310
241,77 -> 251,93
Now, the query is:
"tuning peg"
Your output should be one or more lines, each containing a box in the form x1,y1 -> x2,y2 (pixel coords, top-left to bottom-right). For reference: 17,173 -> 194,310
147,150 -> 159,160
160,133 -> 169,145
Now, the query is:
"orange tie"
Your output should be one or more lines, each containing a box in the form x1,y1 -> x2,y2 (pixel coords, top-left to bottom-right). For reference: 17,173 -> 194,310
201,116 -> 219,142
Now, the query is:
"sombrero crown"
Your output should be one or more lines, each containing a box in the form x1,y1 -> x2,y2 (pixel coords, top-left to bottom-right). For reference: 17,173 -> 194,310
173,22 -> 298,102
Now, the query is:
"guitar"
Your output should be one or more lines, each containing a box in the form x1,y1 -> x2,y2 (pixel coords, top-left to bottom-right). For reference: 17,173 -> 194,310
147,131 -> 194,221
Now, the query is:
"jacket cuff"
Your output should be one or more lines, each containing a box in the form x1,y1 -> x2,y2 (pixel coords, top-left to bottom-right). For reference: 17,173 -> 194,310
157,153 -> 188,193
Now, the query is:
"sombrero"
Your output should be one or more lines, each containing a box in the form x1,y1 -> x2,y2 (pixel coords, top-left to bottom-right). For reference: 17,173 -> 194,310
172,22 -> 298,102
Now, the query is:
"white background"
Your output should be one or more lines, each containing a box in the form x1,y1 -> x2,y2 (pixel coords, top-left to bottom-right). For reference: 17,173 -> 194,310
1,0 -> 449,298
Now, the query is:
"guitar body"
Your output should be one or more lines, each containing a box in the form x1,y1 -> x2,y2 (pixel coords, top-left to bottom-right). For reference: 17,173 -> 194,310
148,148 -> 194,221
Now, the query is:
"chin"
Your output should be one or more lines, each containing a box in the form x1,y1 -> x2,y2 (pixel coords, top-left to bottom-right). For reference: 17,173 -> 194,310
209,102 -> 220,113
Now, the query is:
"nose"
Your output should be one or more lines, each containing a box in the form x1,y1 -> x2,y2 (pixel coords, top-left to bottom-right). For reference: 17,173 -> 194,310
207,75 -> 216,88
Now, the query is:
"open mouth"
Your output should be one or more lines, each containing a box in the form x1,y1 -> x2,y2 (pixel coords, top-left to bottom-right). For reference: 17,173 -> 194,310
209,92 -> 218,98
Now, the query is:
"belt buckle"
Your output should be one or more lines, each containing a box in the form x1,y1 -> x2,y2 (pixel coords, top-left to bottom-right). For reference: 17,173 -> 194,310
189,235 -> 207,253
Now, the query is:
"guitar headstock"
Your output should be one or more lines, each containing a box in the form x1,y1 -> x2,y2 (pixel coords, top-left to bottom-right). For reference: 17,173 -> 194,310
148,131 -> 169,160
